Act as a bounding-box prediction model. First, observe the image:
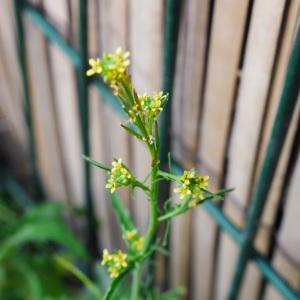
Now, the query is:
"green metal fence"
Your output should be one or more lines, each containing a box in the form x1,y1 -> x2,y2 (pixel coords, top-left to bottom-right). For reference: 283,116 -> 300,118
13,0 -> 300,299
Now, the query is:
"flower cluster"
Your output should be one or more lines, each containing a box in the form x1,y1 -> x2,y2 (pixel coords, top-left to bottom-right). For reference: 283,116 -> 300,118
123,229 -> 144,252
105,159 -> 132,193
174,169 -> 209,207
101,249 -> 128,278
126,91 -> 168,135
86,47 -> 130,95
87,48 -> 168,149
140,92 -> 168,119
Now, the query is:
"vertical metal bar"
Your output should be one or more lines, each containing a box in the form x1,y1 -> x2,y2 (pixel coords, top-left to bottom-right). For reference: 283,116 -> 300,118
77,0 -> 99,260
159,0 -> 183,210
13,0 -> 43,200
228,27 -> 300,300
157,0 -> 183,290
159,0 -> 183,163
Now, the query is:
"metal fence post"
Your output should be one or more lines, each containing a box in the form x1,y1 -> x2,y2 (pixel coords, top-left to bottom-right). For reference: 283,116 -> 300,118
13,0 -> 43,200
77,0 -> 99,261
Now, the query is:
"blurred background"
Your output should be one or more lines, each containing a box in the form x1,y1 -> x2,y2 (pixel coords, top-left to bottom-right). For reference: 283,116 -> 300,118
0,0 -> 299,299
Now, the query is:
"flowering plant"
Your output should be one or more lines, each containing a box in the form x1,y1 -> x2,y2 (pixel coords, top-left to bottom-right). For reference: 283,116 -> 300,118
84,48 -> 232,299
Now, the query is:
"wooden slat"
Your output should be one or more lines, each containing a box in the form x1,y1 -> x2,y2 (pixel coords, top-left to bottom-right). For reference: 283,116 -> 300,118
129,0 -> 163,233
264,7 -> 300,299
169,184 -> 192,292
169,0 -> 210,296
43,0 -> 84,206
198,0 -> 249,182
247,1 -> 300,295
89,85 -> 115,250
0,0 -> 26,146
192,1 -> 249,299
129,0 -> 164,290
172,0 -> 209,166
87,0 -> 112,251
42,0 -> 71,38
0,51 -> 29,182
98,0 -> 131,248
23,14 -> 67,201
1,1 -> 300,297
216,1 -> 286,299
171,0 -> 187,163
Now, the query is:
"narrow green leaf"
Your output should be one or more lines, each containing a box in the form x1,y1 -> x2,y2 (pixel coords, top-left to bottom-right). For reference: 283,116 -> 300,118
18,262 -> 43,300
160,287 -> 186,300
151,244 -> 169,256
0,219 -> 87,259
162,220 -> 171,246
158,170 -> 181,183
111,193 -> 134,231
22,201 -> 61,222
55,255 -> 102,300
103,271 -> 127,300
82,155 -> 110,172
120,124 -> 143,141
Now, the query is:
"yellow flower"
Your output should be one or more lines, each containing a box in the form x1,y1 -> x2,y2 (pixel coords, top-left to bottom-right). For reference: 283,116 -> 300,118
189,199 -> 198,208
108,266 -> 119,278
133,237 -> 144,252
86,58 -> 102,76
105,158 -> 132,193
101,249 -> 112,265
174,186 -> 192,199
86,48 -> 131,95
174,169 -> 209,205
102,249 -> 128,279
123,229 -> 144,252
114,250 -> 128,268
124,229 -> 137,241
139,91 -> 168,120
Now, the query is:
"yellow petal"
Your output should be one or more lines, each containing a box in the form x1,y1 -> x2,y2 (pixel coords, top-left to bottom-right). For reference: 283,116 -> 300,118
96,66 -> 102,73
123,60 -> 130,67
89,58 -> 96,66
86,69 -> 95,76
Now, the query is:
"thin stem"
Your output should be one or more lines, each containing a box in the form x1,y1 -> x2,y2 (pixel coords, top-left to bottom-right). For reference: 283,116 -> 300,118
158,188 -> 234,222
133,180 -> 150,193
158,170 -> 181,183
131,264 -> 142,300
131,150 -> 159,298
143,164 -> 159,250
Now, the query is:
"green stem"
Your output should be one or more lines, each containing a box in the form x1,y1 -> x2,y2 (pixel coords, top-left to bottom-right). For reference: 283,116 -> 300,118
131,154 -> 159,298
158,187 -> 234,222
143,164 -> 159,250
133,180 -> 150,193
131,264 -> 142,300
